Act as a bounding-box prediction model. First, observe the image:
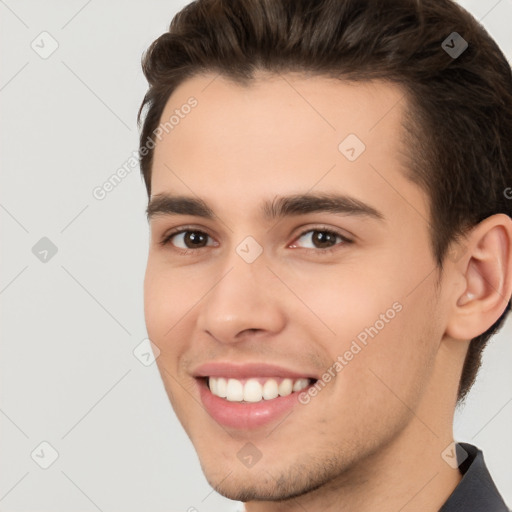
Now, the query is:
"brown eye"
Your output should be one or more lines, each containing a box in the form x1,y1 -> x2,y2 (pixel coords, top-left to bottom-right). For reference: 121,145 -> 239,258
291,228 -> 352,252
310,231 -> 338,249
182,231 -> 208,248
162,230 -> 215,250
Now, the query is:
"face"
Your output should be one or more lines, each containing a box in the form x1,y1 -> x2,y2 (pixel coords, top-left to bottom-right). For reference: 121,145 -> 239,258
144,73 -> 449,501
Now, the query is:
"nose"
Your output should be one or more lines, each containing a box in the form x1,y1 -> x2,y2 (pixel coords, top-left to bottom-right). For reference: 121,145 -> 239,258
196,251 -> 287,344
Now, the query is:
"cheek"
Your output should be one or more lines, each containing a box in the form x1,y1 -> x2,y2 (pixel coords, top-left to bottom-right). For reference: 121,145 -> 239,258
143,255 -> 194,315
290,258 -> 438,375
143,261 -> 166,339
285,262 -> 404,346
337,279 -> 439,412
143,260 -> 188,345
143,259 -> 209,382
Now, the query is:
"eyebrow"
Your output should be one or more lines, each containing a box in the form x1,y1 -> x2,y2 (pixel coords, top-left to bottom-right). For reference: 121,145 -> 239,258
146,192 -> 385,222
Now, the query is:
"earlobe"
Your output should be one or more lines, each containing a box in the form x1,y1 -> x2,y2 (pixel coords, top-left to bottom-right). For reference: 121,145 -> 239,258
446,214 -> 512,341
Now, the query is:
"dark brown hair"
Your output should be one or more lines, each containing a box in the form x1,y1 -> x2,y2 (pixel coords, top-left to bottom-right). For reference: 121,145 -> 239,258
137,0 -> 512,402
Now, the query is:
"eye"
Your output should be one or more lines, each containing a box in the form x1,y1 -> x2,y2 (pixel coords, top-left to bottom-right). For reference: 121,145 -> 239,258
290,228 -> 352,252
160,229 -> 217,250
158,226 -> 352,255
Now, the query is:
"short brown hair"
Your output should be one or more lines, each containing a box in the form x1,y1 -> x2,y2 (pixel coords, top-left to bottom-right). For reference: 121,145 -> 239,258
137,0 -> 512,402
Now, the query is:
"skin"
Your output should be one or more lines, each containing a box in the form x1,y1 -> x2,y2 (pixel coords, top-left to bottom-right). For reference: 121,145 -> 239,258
143,72 -> 512,512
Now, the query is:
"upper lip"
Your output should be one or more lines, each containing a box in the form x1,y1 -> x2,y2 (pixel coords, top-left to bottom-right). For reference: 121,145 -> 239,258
193,362 -> 318,380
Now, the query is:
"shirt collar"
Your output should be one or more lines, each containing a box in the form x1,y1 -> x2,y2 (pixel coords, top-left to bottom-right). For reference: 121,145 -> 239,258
440,442 -> 510,511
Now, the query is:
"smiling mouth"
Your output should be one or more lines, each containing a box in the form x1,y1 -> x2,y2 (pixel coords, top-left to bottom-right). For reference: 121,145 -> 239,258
205,376 -> 316,403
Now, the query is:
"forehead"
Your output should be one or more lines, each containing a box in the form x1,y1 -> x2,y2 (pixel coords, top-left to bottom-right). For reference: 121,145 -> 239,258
150,72 -> 426,224
153,72 -> 407,161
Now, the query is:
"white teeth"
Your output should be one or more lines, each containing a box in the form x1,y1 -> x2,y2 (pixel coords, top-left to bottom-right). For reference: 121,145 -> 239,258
278,378 -> 293,397
293,378 -> 309,392
216,377 -> 227,398
262,379 -> 279,400
209,376 -> 218,395
243,379 -> 263,402
208,376 -> 311,402
225,378 -> 244,401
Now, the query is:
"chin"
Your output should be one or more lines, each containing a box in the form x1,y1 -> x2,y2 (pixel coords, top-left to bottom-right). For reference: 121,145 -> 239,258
197,453 -> 341,504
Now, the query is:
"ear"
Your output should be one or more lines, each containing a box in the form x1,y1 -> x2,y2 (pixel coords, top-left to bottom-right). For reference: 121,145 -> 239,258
445,213 -> 512,341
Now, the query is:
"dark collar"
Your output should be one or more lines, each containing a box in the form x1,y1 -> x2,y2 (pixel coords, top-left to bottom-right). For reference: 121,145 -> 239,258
440,443 -> 510,511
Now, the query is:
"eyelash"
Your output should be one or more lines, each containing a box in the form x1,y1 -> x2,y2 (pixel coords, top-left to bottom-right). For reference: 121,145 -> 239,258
159,225 -> 353,255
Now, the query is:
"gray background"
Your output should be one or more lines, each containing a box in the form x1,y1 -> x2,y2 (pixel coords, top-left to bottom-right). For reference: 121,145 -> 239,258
1,1 -> 511,510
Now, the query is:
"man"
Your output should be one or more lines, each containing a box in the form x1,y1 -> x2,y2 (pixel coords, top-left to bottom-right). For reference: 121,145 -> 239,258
138,0 -> 512,510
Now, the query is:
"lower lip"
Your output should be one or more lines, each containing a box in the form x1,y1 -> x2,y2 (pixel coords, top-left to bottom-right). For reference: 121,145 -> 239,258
197,378 -> 309,430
